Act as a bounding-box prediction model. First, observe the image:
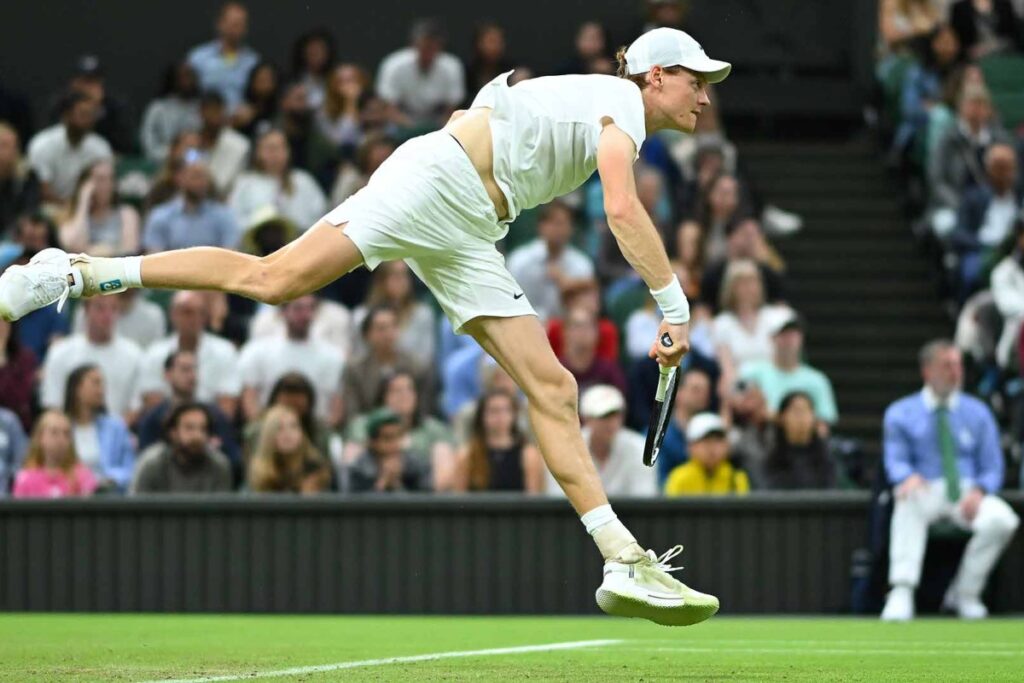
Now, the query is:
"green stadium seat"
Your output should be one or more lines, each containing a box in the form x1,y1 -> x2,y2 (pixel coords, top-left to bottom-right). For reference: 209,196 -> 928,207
992,92 -> 1024,131
980,54 -> 1024,91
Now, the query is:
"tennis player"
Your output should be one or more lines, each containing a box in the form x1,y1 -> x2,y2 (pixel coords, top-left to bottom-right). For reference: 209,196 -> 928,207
0,27 -> 729,626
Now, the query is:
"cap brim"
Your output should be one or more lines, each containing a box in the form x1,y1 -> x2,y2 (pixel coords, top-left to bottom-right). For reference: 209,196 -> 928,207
691,428 -> 727,441
681,56 -> 731,84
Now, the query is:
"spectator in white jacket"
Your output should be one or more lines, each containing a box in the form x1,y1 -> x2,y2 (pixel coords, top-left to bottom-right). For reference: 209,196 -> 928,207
229,127 -> 326,230
140,62 -> 202,163
990,218 -> 1024,368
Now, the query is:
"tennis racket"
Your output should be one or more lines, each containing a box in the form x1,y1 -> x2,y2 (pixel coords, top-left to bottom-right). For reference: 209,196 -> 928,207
642,332 -> 680,467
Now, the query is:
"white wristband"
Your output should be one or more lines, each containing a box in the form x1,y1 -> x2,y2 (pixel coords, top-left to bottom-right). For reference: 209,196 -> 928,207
650,275 -> 690,324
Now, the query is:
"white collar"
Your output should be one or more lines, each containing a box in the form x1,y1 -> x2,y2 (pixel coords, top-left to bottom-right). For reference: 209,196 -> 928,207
922,386 -> 960,411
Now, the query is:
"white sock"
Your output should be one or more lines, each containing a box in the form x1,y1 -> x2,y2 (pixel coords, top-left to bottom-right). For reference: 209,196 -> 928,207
580,504 -> 638,561
78,256 -> 143,295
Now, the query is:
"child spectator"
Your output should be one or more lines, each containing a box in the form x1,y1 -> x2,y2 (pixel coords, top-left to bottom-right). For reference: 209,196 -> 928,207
13,410 -> 97,498
664,413 -> 750,496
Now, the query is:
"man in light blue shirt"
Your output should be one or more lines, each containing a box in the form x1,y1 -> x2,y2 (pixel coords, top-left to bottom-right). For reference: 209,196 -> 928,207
186,2 -> 259,111
881,339 -> 1019,622
143,153 -> 239,252
739,313 -> 837,425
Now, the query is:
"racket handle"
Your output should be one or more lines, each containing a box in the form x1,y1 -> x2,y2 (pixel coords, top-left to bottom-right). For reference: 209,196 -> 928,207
655,365 -> 675,402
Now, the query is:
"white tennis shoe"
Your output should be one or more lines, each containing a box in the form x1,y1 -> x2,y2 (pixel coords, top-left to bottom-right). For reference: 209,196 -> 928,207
0,248 -> 83,322
596,545 -> 719,626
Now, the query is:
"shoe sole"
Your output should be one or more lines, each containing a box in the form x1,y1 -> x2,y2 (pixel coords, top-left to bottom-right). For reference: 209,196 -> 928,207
595,588 -> 719,627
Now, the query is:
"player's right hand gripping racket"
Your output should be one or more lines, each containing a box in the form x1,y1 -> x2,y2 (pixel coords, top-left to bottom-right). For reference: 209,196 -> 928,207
642,332 -> 680,467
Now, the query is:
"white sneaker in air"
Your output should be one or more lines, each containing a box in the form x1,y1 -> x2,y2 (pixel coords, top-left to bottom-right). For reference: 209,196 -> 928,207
0,248 -> 82,322
595,545 -> 719,627
881,585 -> 914,622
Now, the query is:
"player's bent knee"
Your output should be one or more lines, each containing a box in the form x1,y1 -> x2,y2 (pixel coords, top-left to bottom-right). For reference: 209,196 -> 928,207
527,366 -> 579,420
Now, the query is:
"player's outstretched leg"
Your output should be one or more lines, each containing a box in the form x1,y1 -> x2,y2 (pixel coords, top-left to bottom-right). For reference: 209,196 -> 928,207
0,221 -> 363,321
464,314 -> 718,626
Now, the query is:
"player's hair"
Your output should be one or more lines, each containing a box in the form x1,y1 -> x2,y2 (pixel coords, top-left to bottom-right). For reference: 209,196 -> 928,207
465,389 -> 526,491
248,405 -> 327,493
615,46 -> 686,89
23,411 -> 82,490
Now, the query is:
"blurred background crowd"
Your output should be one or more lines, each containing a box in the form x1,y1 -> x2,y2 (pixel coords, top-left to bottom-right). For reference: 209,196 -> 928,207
0,0 -> 1021,502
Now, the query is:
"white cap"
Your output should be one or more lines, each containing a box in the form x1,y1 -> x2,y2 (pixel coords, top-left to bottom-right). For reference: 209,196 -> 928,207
686,412 -> 728,442
580,384 -> 626,419
624,28 -> 731,83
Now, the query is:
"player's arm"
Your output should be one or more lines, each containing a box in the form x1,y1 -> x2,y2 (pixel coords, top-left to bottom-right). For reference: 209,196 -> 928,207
596,122 -> 690,365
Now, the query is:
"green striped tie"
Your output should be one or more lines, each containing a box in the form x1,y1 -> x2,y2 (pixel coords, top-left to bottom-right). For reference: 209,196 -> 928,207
935,406 -> 961,502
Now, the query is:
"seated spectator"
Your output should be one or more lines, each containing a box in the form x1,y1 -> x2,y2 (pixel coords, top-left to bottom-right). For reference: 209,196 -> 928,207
451,357 -> 531,444
754,392 -> 836,490
247,271 -> 353,358
197,91 -> 251,194
700,217 -> 785,314
187,1 -> 260,111
342,304 -> 435,420
59,160 -> 140,256
242,372 -> 332,464
739,313 -> 838,428
555,21 -> 609,75
891,25 -> 962,160
464,22 -> 512,101
657,367 -> 713,487
724,380 -> 774,472
0,122 -> 40,237
351,260 -> 436,360
623,296 -> 660,362
0,406 -> 27,495
231,62 -> 279,139
145,130 -> 202,211
712,260 -> 792,392
545,384 -> 656,497
138,291 -> 239,412
229,127 -> 327,231
951,143 -> 1021,298
674,219 -> 706,300
0,318 -> 37,431
41,296 -> 142,419
548,278 -> 619,362
878,0 -> 942,66
136,349 -> 240,465
13,410 -> 97,498
697,173 -> 747,264
950,0 -> 1023,60
27,91 -> 112,204
130,402 -> 233,494
345,370 -> 455,488
140,62 -> 202,163
507,200 -> 594,323
49,55 -> 133,154
881,339 -> 1019,621
344,408 -> 432,492
143,150 -> 240,252
376,19 -> 465,129
316,63 -> 369,150
664,413 -> 750,496
457,389 -> 542,492
277,81 -> 335,176
291,29 -> 335,111
558,306 -> 627,398
330,132 -> 397,205
990,218 -> 1024,368
247,405 -> 331,493
63,364 -> 136,492
239,295 -> 344,426
71,288 -> 166,350
929,85 -> 1009,234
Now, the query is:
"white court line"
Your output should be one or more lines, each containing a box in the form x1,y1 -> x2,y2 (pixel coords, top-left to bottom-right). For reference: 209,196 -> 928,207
632,646 -> 1024,658
641,638 -> 1023,649
142,639 -> 622,683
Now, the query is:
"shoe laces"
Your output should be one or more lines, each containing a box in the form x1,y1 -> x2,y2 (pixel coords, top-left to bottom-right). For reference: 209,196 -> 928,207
22,265 -> 72,312
644,545 -> 685,574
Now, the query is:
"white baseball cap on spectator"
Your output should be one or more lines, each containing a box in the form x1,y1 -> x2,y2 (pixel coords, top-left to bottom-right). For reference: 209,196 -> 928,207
770,311 -> 804,337
624,28 -> 732,83
580,384 -> 626,419
686,412 -> 727,443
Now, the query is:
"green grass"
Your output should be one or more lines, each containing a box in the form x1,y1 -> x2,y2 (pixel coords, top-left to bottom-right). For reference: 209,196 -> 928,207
0,614 -> 1020,681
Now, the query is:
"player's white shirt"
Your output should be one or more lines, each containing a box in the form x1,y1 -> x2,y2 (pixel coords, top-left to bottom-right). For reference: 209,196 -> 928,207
237,336 -> 344,420
41,335 -> 142,416
470,72 -> 647,223
135,332 -> 241,403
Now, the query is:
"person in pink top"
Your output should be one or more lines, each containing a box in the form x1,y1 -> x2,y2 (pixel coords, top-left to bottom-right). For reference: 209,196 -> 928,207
13,410 -> 97,498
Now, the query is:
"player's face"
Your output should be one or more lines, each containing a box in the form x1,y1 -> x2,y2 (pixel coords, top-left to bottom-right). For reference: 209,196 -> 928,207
663,70 -> 710,133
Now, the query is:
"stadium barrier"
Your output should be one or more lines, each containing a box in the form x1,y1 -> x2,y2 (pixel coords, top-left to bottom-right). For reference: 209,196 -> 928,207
1,493 -> 1021,614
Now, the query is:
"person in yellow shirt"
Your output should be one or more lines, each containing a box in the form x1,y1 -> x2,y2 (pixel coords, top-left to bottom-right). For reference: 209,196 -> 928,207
665,412 -> 749,496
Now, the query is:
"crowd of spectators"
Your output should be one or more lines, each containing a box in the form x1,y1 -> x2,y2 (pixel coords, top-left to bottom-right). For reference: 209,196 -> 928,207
877,0 -> 1024,486
19,0 -> 1010,504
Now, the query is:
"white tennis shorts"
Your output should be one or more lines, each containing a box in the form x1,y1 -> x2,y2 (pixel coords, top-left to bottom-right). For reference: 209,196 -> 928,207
322,130 -> 536,333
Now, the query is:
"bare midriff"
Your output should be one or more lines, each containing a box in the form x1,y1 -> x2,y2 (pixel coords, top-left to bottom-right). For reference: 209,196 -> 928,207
444,108 -> 510,221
